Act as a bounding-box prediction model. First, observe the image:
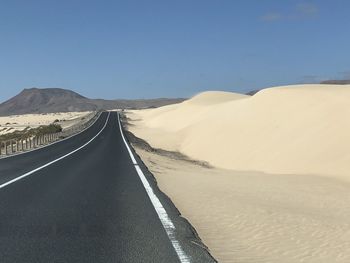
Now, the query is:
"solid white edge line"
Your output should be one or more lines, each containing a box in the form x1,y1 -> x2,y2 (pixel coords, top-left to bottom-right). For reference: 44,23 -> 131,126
0,111 -> 102,160
117,114 -> 137,165
0,112 -> 110,190
117,112 -> 191,263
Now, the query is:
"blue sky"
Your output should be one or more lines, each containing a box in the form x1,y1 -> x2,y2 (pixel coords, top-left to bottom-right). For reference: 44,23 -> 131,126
0,0 -> 349,102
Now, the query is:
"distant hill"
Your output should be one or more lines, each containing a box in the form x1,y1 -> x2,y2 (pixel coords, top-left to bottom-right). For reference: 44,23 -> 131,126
246,89 -> 261,96
320,79 -> 350,85
0,88 -> 186,116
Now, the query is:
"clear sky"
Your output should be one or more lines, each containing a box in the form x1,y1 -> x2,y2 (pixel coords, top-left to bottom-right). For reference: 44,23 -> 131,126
0,0 -> 349,102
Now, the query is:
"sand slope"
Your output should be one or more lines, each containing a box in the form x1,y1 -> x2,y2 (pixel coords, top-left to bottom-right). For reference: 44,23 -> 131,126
136,148 -> 350,263
127,85 -> 350,263
130,84 -> 350,180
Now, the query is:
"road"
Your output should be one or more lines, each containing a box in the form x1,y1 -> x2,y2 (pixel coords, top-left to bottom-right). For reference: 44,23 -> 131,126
0,112 -> 215,263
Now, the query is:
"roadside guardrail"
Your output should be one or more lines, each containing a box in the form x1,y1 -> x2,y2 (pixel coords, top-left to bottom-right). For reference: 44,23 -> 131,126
0,111 -> 101,157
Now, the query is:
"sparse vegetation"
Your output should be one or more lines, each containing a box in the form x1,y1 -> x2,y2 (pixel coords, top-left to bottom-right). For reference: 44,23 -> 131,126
35,124 -> 62,136
0,124 -> 62,141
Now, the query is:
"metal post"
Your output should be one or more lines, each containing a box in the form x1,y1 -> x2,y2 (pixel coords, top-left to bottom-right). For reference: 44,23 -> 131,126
5,141 -> 8,155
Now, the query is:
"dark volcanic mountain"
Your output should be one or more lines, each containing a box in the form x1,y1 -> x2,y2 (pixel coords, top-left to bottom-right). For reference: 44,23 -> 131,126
320,79 -> 350,85
0,88 -> 185,116
246,89 -> 261,96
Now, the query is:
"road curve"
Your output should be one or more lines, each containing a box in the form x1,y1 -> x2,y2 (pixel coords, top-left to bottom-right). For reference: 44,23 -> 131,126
0,112 -> 214,263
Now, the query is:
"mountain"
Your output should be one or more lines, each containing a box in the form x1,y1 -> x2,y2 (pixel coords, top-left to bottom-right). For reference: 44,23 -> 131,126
0,88 -> 186,116
320,79 -> 350,85
246,89 -> 262,96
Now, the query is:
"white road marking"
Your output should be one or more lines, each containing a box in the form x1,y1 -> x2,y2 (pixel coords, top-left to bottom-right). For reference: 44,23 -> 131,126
0,112 -> 102,160
117,113 -> 191,263
117,115 -> 137,165
0,112 -> 110,189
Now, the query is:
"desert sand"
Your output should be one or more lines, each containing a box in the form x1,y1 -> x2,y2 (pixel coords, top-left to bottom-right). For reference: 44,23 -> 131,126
128,84 -> 350,180
0,111 -> 92,135
135,148 -> 350,263
126,84 -> 350,262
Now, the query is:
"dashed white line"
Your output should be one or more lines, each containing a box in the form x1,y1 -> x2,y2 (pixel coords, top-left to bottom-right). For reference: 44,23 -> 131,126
117,112 -> 191,263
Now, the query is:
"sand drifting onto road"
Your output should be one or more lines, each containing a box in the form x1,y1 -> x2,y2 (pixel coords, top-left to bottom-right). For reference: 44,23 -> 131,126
135,148 -> 350,263
126,84 -> 350,263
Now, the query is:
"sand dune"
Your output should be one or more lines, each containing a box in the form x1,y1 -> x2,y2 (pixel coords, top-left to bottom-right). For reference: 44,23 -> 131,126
129,84 -> 350,180
126,84 -> 350,262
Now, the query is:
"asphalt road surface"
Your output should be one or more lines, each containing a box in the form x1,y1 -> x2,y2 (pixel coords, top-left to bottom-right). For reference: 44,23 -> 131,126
0,112 -> 215,263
